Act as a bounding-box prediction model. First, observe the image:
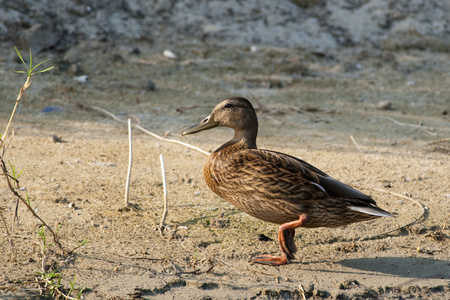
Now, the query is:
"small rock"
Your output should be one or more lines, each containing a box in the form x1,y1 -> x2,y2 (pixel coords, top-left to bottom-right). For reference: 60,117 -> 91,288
336,243 -> 359,253
145,78 -> 156,91
130,47 -> 141,55
401,285 -> 420,294
303,284 -> 315,296
63,47 -> 80,63
377,100 -> 392,110
382,52 -> 397,65
359,288 -> 378,298
383,180 -> 393,188
211,217 -> 229,228
17,23 -> 60,54
52,134 -> 63,143
111,53 -> 125,63
68,62 -> 84,76
258,233 -> 272,241
74,75 -> 89,83
128,291 -> 142,299
42,106 -> 64,113
338,279 -> 359,290
313,288 -> 330,298
250,45 -> 259,53
163,49 -> 178,59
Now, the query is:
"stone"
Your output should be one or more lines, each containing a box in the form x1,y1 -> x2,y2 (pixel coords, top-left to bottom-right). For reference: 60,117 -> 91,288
17,23 -> 60,53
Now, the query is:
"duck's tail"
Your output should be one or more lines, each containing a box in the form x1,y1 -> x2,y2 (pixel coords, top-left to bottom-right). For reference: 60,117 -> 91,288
349,205 -> 393,218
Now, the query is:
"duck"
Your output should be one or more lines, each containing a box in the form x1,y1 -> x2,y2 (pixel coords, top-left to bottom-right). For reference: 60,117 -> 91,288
182,97 -> 392,266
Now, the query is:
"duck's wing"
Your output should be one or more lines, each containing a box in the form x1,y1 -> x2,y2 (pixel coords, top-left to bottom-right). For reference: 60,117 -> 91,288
215,149 -> 329,202
260,150 -> 392,217
262,150 -> 376,204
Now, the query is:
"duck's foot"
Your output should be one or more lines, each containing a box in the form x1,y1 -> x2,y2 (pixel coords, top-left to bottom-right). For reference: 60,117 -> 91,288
279,227 -> 296,260
252,215 -> 309,266
252,254 -> 289,266
277,214 -> 309,259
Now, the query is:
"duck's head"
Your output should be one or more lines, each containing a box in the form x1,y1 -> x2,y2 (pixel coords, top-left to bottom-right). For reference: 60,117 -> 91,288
181,97 -> 258,137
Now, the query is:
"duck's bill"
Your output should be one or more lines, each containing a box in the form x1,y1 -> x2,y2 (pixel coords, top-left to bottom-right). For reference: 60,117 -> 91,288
181,115 -> 218,136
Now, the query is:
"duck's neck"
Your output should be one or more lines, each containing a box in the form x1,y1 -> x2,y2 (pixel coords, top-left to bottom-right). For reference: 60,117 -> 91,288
214,128 -> 258,153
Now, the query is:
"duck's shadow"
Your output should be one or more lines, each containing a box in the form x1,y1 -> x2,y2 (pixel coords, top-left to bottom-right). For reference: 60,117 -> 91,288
333,256 -> 450,279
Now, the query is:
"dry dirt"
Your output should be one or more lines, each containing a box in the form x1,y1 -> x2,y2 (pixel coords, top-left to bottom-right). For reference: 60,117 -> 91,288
0,38 -> 449,299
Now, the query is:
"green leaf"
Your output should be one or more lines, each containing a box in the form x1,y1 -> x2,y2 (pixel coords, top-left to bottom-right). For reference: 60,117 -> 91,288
7,161 -> 15,178
14,46 -> 54,77
29,49 -> 32,73
68,275 -> 76,295
14,46 -> 28,72
78,288 -> 84,299
34,66 -> 54,74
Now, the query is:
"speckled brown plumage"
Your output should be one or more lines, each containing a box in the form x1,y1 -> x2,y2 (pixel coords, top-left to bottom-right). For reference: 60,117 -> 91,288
182,97 -> 392,266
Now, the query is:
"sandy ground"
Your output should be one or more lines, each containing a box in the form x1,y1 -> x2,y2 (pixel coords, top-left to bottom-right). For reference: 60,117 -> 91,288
0,40 -> 449,299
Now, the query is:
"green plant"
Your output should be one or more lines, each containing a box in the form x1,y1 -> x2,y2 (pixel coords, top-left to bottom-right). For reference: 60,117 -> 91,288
0,46 -> 54,147
8,160 -> 24,179
36,226 -> 85,299
0,47 -> 86,299
0,47 -> 63,254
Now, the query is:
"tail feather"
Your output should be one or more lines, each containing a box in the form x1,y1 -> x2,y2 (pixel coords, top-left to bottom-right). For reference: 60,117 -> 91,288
349,206 -> 393,218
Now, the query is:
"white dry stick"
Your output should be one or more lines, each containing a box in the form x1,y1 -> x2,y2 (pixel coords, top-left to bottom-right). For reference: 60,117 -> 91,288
298,283 -> 307,300
135,124 -> 210,156
159,154 -> 168,230
125,118 -> 132,206
90,105 -> 124,123
376,116 -> 437,136
89,105 -> 210,156
349,135 -> 362,152
358,188 -> 427,241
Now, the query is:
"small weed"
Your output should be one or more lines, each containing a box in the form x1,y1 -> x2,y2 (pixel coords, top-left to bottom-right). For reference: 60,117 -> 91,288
0,47 -> 85,299
36,226 -> 85,299
8,160 -> 25,179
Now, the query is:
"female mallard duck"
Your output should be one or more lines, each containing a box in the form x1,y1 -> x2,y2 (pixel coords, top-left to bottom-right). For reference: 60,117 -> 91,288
182,97 -> 392,266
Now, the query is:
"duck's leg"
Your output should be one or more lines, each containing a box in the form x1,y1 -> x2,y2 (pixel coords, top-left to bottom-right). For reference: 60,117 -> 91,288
252,214 -> 308,266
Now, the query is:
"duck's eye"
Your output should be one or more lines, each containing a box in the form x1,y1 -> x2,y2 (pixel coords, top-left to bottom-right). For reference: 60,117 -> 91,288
224,103 -> 233,109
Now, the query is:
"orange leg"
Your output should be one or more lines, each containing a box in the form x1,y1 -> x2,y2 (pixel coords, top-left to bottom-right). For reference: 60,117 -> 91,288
252,214 -> 309,266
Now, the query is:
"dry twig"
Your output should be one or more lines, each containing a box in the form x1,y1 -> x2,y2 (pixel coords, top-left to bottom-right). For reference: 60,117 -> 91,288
349,135 -> 362,152
428,137 -> 450,145
115,252 -> 164,261
159,154 -> 168,231
360,188 -> 427,241
376,116 -> 437,136
88,105 -> 210,155
0,209 -> 16,262
1,160 -> 66,254
124,118 -> 132,206
136,124 -> 210,155
441,214 -> 449,233
299,283 -> 307,300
